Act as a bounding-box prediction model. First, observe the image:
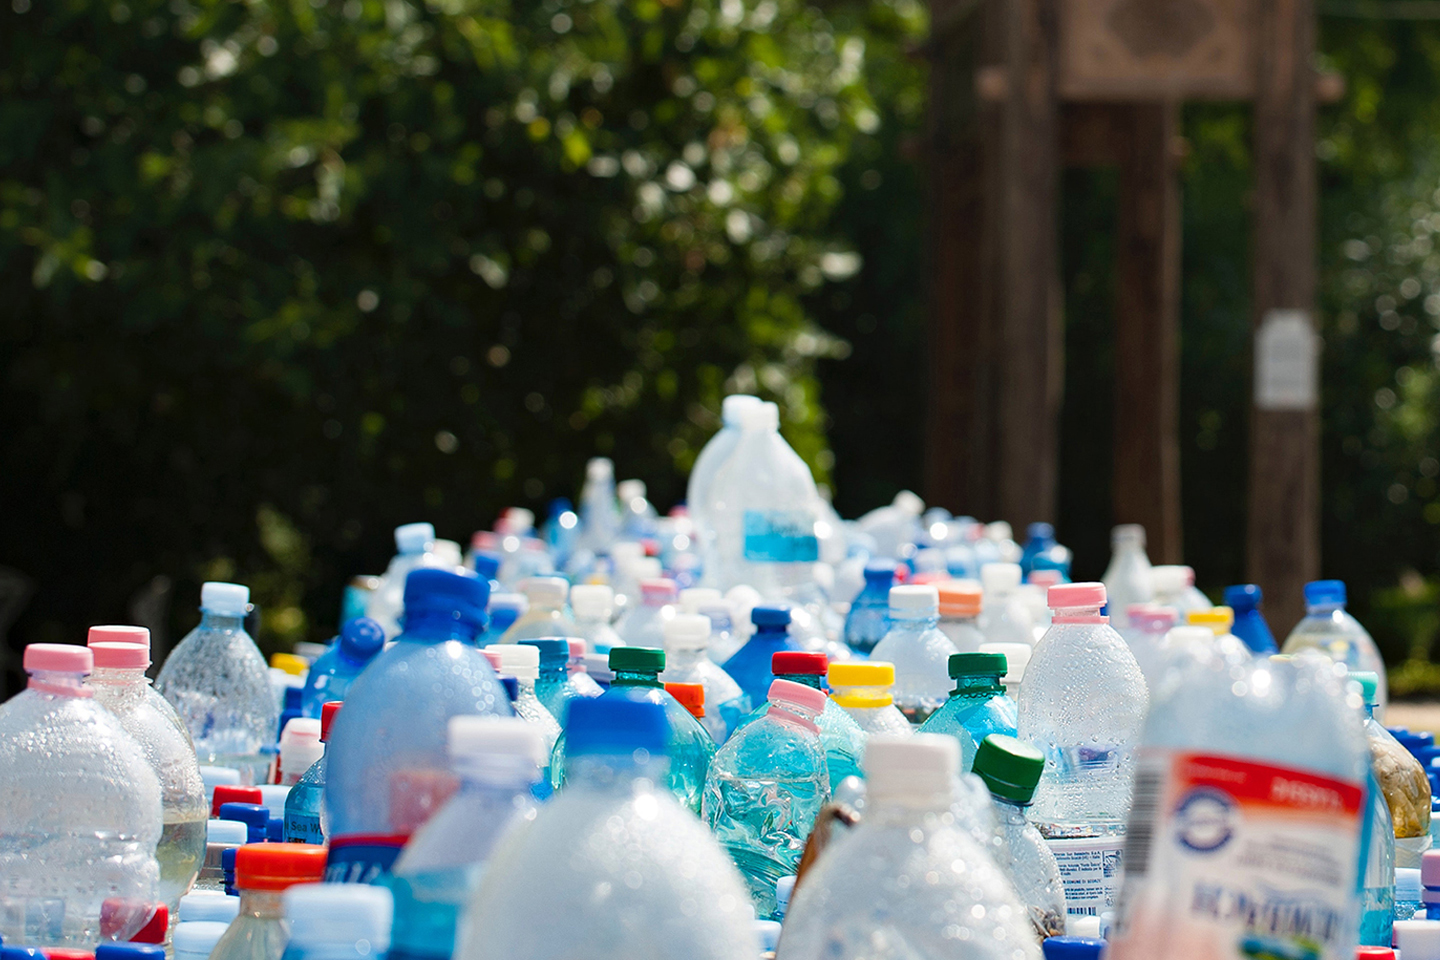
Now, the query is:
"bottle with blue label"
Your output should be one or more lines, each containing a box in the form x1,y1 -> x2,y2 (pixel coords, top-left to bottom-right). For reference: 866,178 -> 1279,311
324,569 -> 511,882
869,585 -> 958,723
843,560 -> 895,654
283,703 -> 338,844
661,614 -> 748,743
722,604 -> 803,708
280,883 -> 392,960
300,618 -> 384,718
387,718 -> 543,960
1282,580 -> 1389,715
687,393 -> 764,557
917,652 -> 1018,770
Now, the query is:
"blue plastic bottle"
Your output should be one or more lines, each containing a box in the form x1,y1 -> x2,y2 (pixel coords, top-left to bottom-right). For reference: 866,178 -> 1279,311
917,652 -> 1018,770
480,594 -> 525,646
518,638 -> 600,724
284,702 -> 339,844
722,604 -> 803,707
300,618 -> 385,718
324,569 -> 511,881
1222,584 -> 1277,654
1020,522 -> 1072,581
843,560 -> 895,654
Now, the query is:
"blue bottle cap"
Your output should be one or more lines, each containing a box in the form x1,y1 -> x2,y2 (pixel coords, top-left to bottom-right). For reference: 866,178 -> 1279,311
1304,579 -> 1347,608
404,568 -> 490,632
283,686 -> 303,710
2,950 -> 44,960
1042,937 -> 1106,959
519,638 -> 570,665
338,617 -> 385,663
217,802 -> 270,842
862,559 -> 897,581
96,945 -> 166,960
751,604 -> 791,628
1026,522 -> 1054,541
1223,584 -> 1262,611
267,815 -> 284,841
501,676 -> 519,702
566,697 -> 668,758
473,551 -> 502,580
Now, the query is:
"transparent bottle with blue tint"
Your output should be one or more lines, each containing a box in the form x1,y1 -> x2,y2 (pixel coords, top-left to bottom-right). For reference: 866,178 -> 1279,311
540,497 -> 581,565
387,718 -> 542,960
280,884 -> 392,960
300,618 -> 384,718
749,651 -> 867,786
568,584 -> 624,651
979,563 -> 1037,648
479,594 -> 525,646
869,584 -> 958,723
491,645 -> 561,776
156,582 -> 279,785
722,604 -> 803,708
1100,524 -> 1153,630
843,560 -> 895,654
325,570 -> 512,882
498,578 -> 578,644
918,652 -> 1018,770
661,614 -> 748,743
208,844 -> 328,960
1283,580 -> 1389,714
617,578 -> 677,647
457,698 -> 758,960
687,394 -> 763,552
826,661 -> 912,737
469,551 -> 502,596
936,582 -> 985,652
702,679 -> 830,918
367,523 -> 445,639
575,457 -> 622,555
518,638 -> 600,724
1020,522 -> 1072,582
284,703 -> 338,844
1397,867 -> 1423,922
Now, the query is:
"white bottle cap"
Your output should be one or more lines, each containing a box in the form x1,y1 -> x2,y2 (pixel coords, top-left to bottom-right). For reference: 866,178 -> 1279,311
980,563 -> 1022,595
1393,919 -> 1440,957
633,557 -> 663,580
1150,565 -> 1193,595
173,921 -> 231,960
179,892 -> 240,923
284,883 -> 394,952
864,734 -> 958,809
775,875 -> 796,908
754,920 -> 781,952
257,784 -> 291,814
522,576 -> 568,607
679,587 -> 723,614
570,584 -> 615,619
586,457 -> 614,481
448,716 -> 547,771
888,584 -> 939,617
207,818 -> 248,845
617,479 -> 646,503
663,614 -> 712,651
740,401 -> 780,430
496,643 -> 541,681
985,521 -> 1013,543
200,765 -> 240,794
892,490 -> 925,516
433,540 -> 463,567
279,718 -> 324,780
721,394 -> 762,426
200,582 -> 250,617
394,522 -> 436,554
489,593 -> 528,615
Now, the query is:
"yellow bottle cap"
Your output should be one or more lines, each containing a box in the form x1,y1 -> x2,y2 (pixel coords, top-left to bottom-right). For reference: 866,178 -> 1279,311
828,661 -> 896,708
270,652 -> 308,676
1187,606 -> 1234,636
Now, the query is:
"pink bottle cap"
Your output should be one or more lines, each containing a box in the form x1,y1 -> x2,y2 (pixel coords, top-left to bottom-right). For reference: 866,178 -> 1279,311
1047,582 -> 1107,610
640,578 -> 678,604
1029,570 -> 1063,588
86,625 -> 150,650
24,643 -> 93,674
767,678 -> 828,714
90,641 -> 150,669
1422,848 -> 1440,886
568,639 -> 587,659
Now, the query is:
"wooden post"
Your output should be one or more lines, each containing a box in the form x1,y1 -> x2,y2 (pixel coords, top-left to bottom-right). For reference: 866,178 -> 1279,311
1249,0 -> 1319,633
1113,102 -> 1183,563
996,0 -> 1062,528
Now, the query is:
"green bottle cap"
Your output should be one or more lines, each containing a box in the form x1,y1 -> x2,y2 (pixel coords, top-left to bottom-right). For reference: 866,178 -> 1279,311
972,734 -> 1044,804
1348,670 -> 1379,706
609,646 -> 665,674
949,651 -> 1008,680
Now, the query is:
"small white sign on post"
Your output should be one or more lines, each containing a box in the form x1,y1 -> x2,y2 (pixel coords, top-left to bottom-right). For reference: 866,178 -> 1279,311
1254,309 -> 1319,411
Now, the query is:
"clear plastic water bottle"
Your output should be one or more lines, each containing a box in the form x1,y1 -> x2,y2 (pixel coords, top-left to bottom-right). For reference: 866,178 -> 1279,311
279,884 -> 392,960
972,734 -> 1069,939
703,679 -> 830,917
497,577 -> 578,643
456,698 -> 758,960
979,563 -> 1038,647
208,845 -> 327,960
575,457 -> 622,555
1148,565 -> 1209,617
700,599 -> 743,664
491,644 -> 561,763
299,618 -> 384,717
568,584 -> 624,651
661,613 -> 748,743
325,569 -> 511,881
937,581 -> 985,652
276,718 -> 324,787
283,702 -> 338,845
917,652 -> 1018,769
687,394 -> 764,559
367,523 -> 446,638
722,604 -> 803,708
1282,579 -> 1389,715
388,718 -> 542,960
842,560 -> 895,654
869,584 -> 958,723
854,491 -> 925,560
735,652 -> 866,787
826,661 -> 912,737
519,638 -> 602,723
777,734 -> 1041,960
1222,584 -> 1277,654
617,577 -> 677,647
157,582 -> 279,785
0,644 -> 164,946
1107,651 -> 1369,960
1116,605 -> 1178,694
618,479 -> 659,539
196,819 -> 245,892
1100,524 -> 1152,630
86,630 -> 208,917
540,498 -> 581,567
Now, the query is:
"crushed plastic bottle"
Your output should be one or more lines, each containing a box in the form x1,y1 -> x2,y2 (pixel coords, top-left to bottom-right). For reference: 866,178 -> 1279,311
842,560 -> 896,654
279,884 -> 392,960
497,578 -> 578,644
1100,525 -> 1152,630
299,618 -> 384,718
869,584 -> 958,723
917,652 -> 1019,770
827,661 -> 912,738
283,702 -> 339,845
367,523 -> 446,639
1282,580 -> 1389,715
157,582 -> 279,785
738,651 -> 866,787
722,603 -> 803,708
208,845 -> 327,960
1354,671 -> 1431,871
661,613 -> 748,743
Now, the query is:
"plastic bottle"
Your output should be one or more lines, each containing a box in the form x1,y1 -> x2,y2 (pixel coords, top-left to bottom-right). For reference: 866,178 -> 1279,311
1100,524 -> 1152,630
457,698 -> 757,960
661,614 -> 748,743
324,569 -> 511,881
196,819 -> 246,892
827,661 -> 912,737
575,457 -> 622,555
157,582 -> 279,785
519,638 -> 601,722
387,718 -> 542,960
854,491 -> 925,560
1148,565 -> 1209,617
979,563 -> 1038,647
688,394 -> 764,543
1106,651 -> 1369,960
568,584 -> 624,651
279,884 -> 392,960
869,584 -> 958,723
1282,580 -> 1389,715
1398,867 -> 1423,922
617,479 -> 659,539
1223,584 -> 1278,654
722,604 -> 803,708
367,523 -> 445,638
617,577 -> 677,647
666,682 -> 707,725
275,718 -> 323,788
208,845 -> 327,960
1117,605 -> 1178,694
540,498 -> 581,566
917,652 -> 1019,770
972,734 -> 1069,939
737,651 -> 866,787
299,618 -> 384,718
0,644 -> 164,947
179,891 -> 240,925
777,734 -> 1042,960
842,560 -> 895,654
491,644 -> 561,762
702,679 -> 830,917
85,631 -> 208,917
497,578 -> 577,643
699,599 -> 744,664
1393,921 -> 1440,960
1021,523 -> 1073,582
1354,671 -> 1431,874
937,581 -> 985,652
282,702 -> 338,845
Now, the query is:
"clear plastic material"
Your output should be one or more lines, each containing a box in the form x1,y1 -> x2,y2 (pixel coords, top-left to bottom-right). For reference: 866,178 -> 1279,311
994,800 -> 1069,939
842,562 -> 895,654
575,457 -> 622,556
1282,584 -> 1389,715
208,890 -> 290,960
688,395 -> 764,557
868,587 -> 958,723
662,617 -> 749,744
366,524 -> 446,639
282,755 -> 326,845
979,564 -> 1038,648
497,579 -> 579,644
917,669 -> 1019,771
1100,525 -> 1152,630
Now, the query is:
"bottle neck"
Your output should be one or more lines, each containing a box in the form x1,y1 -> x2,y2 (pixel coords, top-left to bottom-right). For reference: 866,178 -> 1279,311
940,612 -> 979,625
237,889 -> 286,918
776,673 -> 824,691
455,755 -> 542,791
536,660 -> 567,682
1050,605 -> 1107,625
667,647 -> 705,667
888,611 -> 939,629
612,669 -> 663,689
28,670 -> 92,698
766,701 -> 819,734
994,796 -> 1030,822
401,611 -> 481,644
752,626 -> 789,643
87,666 -> 149,688
200,611 -> 246,632
950,674 -> 1004,697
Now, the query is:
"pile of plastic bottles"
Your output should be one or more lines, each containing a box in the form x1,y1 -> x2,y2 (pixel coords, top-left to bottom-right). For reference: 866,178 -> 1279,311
0,392 -> 1429,960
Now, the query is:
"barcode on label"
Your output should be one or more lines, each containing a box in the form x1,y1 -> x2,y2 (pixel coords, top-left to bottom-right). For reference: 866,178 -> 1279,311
1123,763 -> 1163,877
1068,907 -> 1098,917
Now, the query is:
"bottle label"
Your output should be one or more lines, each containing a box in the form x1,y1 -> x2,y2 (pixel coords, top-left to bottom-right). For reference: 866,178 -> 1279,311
1107,749 -> 1364,960
742,510 -> 818,563
284,809 -> 324,845
1046,836 -> 1124,918
324,833 -> 409,883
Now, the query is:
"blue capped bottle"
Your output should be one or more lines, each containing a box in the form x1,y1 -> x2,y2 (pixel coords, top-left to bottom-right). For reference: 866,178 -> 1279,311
479,594 -> 525,646
1021,522 -> 1072,581
324,569 -> 511,881
843,560 -> 895,654
518,638 -> 600,724
1282,580 -> 1389,714
300,618 -> 384,718
917,652 -> 1018,770
1223,585 -> 1276,654
722,604 -> 803,708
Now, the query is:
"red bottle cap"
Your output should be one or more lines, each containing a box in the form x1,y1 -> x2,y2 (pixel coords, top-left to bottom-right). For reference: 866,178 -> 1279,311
211,785 -> 263,818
